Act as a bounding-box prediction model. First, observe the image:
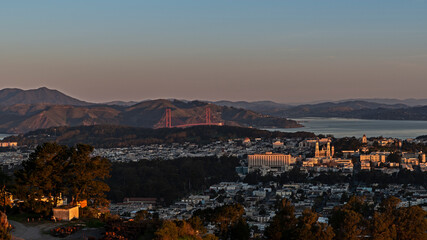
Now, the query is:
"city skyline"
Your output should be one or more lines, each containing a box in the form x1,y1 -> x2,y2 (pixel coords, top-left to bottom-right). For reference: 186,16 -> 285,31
1,0 -> 427,103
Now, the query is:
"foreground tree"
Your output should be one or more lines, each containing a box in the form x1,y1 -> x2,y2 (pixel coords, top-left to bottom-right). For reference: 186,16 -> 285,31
264,198 -> 297,240
0,211 -> 11,240
14,143 -> 111,214
294,209 -> 334,240
67,144 -> 111,206
394,205 -> 427,240
155,220 -> 217,240
15,143 -> 69,213
0,171 -> 12,212
265,198 -> 334,240
370,196 -> 400,239
329,196 -> 371,240
211,204 -> 246,239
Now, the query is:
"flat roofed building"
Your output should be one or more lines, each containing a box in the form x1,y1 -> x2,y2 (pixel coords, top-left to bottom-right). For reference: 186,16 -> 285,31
248,152 -> 295,170
53,205 -> 79,221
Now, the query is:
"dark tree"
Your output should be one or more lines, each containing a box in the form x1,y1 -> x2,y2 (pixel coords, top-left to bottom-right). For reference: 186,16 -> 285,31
66,144 -> 111,207
14,143 -> 70,213
14,143 -> 111,215
0,211 -> 11,240
294,209 -> 334,240
264,198 -> 297,240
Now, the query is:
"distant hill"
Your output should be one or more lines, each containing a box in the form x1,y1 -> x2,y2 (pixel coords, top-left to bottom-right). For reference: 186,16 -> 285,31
341,98 -> 427,107
0,87 -> 91,106
2,87 -> 427,129
102,100 -> 140,106
212,100 -> 425,121
213,100 -> 291,115
277,101 -> 409,118
0,99 -> 301,133
3,125 -> 315,147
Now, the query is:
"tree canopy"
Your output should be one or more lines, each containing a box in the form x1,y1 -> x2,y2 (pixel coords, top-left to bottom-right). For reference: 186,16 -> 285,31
14,143 -> 110,215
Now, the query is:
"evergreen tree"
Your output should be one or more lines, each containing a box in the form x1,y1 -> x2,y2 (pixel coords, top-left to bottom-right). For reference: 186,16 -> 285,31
14,143 -> 69,213
294,209 -> 334,240
14,143 -> 111,214
66,144 -> 111,207
264,198 -> 297,240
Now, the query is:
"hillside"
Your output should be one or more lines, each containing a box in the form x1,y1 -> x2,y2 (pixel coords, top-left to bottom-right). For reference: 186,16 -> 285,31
0,87 -> 90,106
213,100 -> 427,121
277,101 -> 409,118
213,100 -> 291,115
0,99 -> 301,133
3,125 -> 316,147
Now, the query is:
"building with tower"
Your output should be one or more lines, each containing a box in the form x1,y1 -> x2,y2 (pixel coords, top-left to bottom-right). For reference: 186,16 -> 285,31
315,141 -> 334,158
362,134 -> 367,144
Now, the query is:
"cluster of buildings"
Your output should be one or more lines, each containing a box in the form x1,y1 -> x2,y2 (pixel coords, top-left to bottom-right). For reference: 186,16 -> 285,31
0,149 -> 29,170
110,181 -> 427,233
92,139 -> 301,162
241,135 -> 427,177
0,141 -> 17,148
1,133 -> 426,231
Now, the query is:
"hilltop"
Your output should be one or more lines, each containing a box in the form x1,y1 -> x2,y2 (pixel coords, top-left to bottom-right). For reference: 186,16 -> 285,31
0,87 -> 90,106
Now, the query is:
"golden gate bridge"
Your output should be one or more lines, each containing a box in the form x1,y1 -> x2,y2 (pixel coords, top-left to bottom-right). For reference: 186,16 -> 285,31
159,107 -> 223,128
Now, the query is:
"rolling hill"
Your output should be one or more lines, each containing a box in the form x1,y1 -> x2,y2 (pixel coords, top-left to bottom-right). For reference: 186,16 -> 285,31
0,98 -> 301,133
0,87 -> 90,106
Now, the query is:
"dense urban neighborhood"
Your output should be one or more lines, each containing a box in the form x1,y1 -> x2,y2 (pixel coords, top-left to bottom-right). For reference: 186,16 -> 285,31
1,131 -> 426,239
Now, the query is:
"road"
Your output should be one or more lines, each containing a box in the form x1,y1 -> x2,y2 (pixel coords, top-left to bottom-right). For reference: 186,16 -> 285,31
10,220 -> 59,240
10,220 -> 103,240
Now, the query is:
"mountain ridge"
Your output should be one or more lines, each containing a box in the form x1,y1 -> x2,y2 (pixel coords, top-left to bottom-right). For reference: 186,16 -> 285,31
0,99 -> 301,133
1,87 -> 427,133
0,87 -> 91,106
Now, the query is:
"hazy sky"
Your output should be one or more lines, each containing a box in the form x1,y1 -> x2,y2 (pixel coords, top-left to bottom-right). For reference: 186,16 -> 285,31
1,1 -> 427,103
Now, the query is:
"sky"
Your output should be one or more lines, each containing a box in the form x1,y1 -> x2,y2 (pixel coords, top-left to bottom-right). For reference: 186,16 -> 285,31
1,1 -> 427,103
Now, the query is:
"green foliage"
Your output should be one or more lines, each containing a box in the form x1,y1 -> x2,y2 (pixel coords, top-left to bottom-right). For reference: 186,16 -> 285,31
370,196 -> 427,240
328,196 -> 427,240
154,220 -> 217,240
329,196 -> 371,240
264,198 -> 335,240
14,143 -> 111,215
187,216 -> 206,235
84,218 -> 105,228
192,204 -> 248,240
394,205 -> 427,240
245,169 -> 427,188
333,137 -> 362,152
330,208 -> 363,240
229,218 -> 250,240
386,152 -> 402,163
264,198 -> 297,240
107,156 -> 240,204
15,143 -> 69,208
211,204 -> 246,239
135,210 -> 152,222
66,144 -> 111,206
295,209 -> 334,240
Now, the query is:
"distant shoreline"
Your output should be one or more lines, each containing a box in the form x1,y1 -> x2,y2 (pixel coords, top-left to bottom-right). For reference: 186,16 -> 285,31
0,134 -> 11,140
266,117 -> 427,139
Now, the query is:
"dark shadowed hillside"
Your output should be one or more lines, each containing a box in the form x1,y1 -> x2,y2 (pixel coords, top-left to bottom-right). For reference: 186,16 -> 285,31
3,125 -> 316,147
